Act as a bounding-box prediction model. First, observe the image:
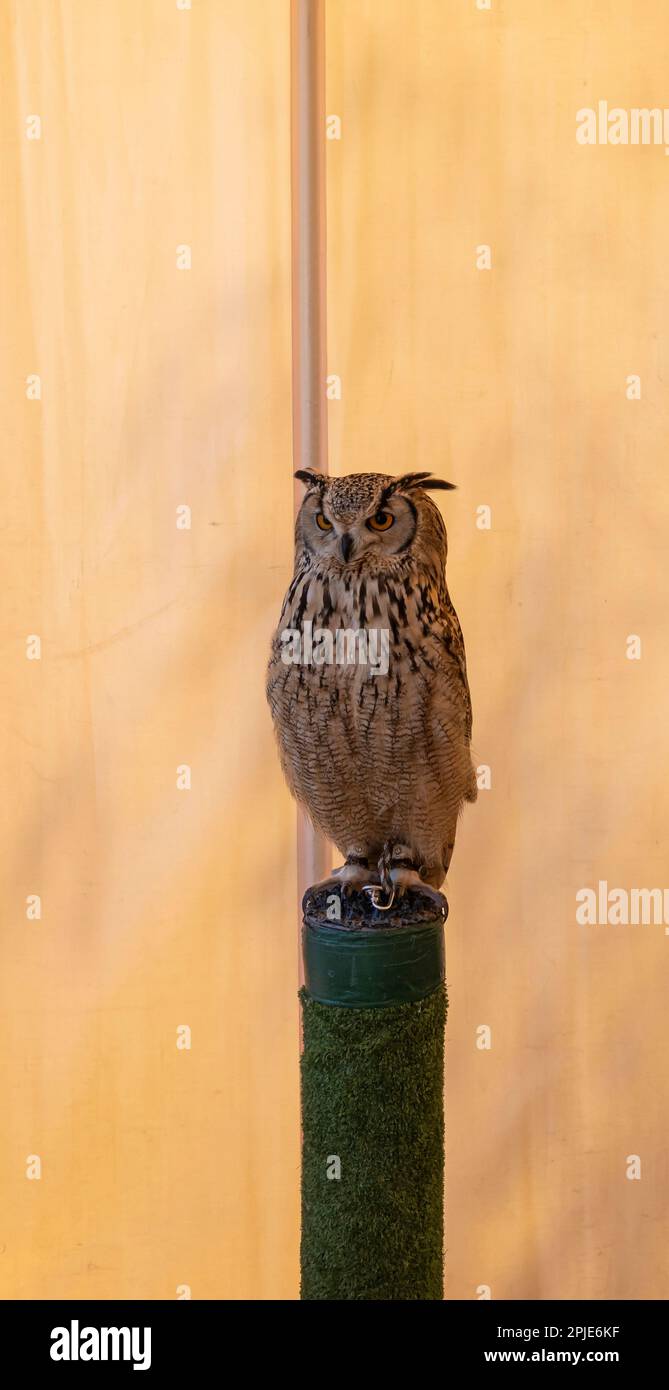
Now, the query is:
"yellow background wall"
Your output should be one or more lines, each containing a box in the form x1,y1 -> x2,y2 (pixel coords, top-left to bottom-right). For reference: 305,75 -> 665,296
1,0 -> 299,1300
327,0 -> 669,1300
1,0 -> 668,1301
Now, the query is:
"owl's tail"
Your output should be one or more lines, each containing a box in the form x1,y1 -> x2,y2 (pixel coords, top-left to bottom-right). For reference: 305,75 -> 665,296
464,758 -> 478,802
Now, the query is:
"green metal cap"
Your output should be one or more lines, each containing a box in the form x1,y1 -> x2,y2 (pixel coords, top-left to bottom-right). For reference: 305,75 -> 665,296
302,917 -> 445,1009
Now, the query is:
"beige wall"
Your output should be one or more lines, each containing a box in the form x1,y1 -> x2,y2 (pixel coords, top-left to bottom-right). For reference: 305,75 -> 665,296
0,0 -> 299,1300
1,0 -> 668,1302
327,0 -> 669,1300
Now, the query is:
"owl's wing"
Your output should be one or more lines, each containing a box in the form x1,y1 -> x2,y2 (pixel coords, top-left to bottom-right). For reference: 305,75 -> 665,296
421,602 -> 477,872
431,605 -> 473,741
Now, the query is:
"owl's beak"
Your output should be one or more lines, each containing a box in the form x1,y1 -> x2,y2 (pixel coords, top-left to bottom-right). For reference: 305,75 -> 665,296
340,533 -> 353,563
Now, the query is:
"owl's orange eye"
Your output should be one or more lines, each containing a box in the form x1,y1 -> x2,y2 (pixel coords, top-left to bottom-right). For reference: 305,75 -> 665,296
315,512 -> 333,531
368,510 -> 394,532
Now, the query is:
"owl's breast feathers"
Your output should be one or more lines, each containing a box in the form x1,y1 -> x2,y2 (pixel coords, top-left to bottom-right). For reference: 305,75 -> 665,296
266,559 -> 476,867
267,562 -> 473,735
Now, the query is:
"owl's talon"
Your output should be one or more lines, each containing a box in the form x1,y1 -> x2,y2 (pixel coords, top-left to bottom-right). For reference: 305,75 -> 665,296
303,860 -> 381,909
388,866 -> 448,917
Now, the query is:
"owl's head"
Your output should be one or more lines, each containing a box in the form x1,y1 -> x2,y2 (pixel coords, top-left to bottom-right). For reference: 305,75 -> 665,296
294,469 -> 455,574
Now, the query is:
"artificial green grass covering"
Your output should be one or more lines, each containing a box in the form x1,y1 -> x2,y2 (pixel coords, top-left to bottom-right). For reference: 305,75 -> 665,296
300,983 -> 446,1301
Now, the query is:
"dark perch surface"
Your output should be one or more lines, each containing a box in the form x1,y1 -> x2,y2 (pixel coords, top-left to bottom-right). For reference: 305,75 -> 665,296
302,884 -> 447,930
300,983 -> 447,1300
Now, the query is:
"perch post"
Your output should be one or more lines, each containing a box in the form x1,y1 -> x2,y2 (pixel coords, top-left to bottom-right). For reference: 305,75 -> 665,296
300,890 -> 447,1300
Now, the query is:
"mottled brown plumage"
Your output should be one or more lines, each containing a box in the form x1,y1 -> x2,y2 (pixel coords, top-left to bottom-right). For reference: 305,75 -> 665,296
266,469 -> 476,898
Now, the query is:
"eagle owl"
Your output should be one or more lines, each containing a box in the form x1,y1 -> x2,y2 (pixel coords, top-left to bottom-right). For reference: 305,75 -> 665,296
266,469 -> 476,908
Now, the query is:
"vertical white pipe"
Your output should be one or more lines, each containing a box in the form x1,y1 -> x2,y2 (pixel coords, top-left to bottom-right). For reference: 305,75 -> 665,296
291,0 -> 331,901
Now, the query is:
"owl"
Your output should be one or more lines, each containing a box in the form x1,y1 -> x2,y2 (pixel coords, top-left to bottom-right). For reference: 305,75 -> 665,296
266,469 -> 477,908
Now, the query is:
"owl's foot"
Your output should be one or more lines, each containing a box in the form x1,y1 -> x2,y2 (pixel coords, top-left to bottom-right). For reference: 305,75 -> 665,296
387,864 -> 446,915
379,845 -> 448,917
307,857 -> 381,902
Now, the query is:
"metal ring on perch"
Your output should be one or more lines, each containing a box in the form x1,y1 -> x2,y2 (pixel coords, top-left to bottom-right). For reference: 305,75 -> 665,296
362,883 -> 396,911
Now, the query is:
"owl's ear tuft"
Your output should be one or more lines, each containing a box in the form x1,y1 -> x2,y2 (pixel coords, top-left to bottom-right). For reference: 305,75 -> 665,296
390,471 -> 456,495
421,477 -> 457,492
294,468 -> 326,489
